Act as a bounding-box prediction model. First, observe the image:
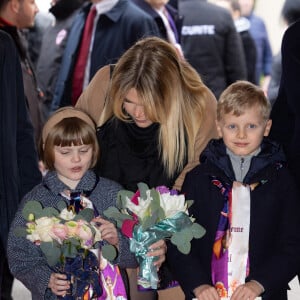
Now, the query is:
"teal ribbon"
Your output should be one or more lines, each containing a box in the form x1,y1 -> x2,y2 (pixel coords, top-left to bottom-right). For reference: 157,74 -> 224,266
130,212 -> 193,289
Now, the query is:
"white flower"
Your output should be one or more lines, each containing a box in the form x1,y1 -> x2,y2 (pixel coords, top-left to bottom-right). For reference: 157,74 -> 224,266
160,193 -> 187,218
125,190 -> 152,221
33,216 -> 58,242
59,208 -> 76,220
26,232 -> 41,243
81,196 -> 94,209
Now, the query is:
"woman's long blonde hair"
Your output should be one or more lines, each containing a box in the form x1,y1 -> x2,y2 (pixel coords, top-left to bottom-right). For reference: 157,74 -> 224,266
99,37 -> 208,177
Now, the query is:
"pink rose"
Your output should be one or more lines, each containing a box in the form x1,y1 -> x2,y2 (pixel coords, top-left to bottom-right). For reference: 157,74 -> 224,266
76,220 -> 93,242
51,223 -> 68,244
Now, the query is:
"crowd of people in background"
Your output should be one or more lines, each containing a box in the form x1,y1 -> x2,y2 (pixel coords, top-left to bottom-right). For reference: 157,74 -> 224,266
1,0 -> 300,299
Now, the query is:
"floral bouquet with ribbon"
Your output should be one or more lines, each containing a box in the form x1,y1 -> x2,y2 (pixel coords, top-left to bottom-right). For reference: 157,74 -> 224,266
103,183 -> 206,290
14,199 -> 115,299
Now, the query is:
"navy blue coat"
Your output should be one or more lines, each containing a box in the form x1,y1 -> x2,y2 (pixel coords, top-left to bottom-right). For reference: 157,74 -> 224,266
131,0 -> 183,43
52,0 -> 160,111
167,138 -> 300,300
0,31 -> 41,251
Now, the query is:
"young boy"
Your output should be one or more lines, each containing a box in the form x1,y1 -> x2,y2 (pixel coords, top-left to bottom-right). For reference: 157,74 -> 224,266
167,81 -> 300,300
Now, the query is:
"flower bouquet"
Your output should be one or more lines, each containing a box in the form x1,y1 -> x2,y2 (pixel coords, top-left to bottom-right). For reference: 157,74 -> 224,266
103,183 -> 206,290
14,199 -> 115,299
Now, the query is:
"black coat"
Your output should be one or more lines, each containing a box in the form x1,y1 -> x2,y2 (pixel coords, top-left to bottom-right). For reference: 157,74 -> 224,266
167,138 -> 300,300
178,0 -> 247,99
270,20 -> 300,188
0,21 -> 44,144
131,0 -> 183,42
0,31 -> 41,251
36,0 -> 83,119
239,28 -> 257,84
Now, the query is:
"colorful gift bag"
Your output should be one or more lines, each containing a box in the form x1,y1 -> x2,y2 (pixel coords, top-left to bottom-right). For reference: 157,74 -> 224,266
99,255 -> 127,300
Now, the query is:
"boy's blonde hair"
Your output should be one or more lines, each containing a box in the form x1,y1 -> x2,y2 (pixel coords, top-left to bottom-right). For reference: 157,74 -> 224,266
217,80 -> 271,121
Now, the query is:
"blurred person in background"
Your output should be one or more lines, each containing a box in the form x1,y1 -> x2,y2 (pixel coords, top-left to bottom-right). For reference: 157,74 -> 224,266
239,0 -> 273,92
213,0 -> 257,84
131,0 -> 184,56
177,0 -> 247,99
0,0 -> 44,144
0,30 -> 41,300
168,0 -> 177,8
51,0 -> 160,111
36,0 -> 87,120
267,0 -> 300,106
270,18 -> 300,285
26,11 -> 54,69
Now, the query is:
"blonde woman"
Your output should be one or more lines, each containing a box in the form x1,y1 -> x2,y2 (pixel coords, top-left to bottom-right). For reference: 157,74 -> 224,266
76,36 -> 218,300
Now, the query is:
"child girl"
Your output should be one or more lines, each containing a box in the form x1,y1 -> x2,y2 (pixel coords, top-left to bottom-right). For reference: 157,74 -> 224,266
7,107 -> 139,299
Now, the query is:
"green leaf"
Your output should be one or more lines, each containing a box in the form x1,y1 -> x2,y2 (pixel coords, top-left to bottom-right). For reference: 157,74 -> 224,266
171,231 -> 183,245
117,190 -> 134,209
57,201 -> 67,212
170,230 -> 191,253
74,208 -> 94,222
14,227 -> 28,237
177,241 -> 191,254
68,237 -> 81,247
186,200 -> 194,209
22,201 -> 43,220
180,227 -> 194,242
137,182 -> 149,199
102,244 -> 117,261
61,241 -> 78,258
103,207 -> 133,228
150,189 -> 160,207
40,242 -> 61,266
42,207 -> 60,218
103,206 -> 120,219
158,206 -> 166,221
142,212 -> 158,231
191,223 -> 206,239
149,189 -> 166,221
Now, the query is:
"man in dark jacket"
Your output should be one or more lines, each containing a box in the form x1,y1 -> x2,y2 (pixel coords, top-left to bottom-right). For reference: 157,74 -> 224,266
131,0 -> 183,56
270,18 -> 300,287
177,0 -> 247,99
0,0 -> 44,145
0,30 -> 41,299
51,0 -> 160,111
214,0 -> 257,84
270,20 -> 300,191
36,0 -> 86,119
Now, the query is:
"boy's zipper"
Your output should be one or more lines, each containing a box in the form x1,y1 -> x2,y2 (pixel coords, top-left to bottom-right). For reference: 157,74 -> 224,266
240,157 -> 245,180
